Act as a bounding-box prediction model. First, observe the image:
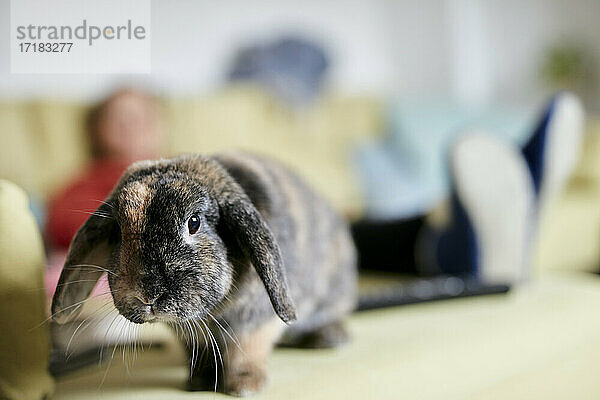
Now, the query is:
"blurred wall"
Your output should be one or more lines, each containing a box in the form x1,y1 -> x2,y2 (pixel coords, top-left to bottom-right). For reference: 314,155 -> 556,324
0,0 -> 599,105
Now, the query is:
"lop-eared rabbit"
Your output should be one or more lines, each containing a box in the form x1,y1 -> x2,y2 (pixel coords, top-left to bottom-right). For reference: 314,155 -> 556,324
52,153 -> 357,396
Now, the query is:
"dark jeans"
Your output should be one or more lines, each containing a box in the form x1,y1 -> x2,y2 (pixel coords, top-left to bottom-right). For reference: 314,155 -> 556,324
351,217 -> 425,274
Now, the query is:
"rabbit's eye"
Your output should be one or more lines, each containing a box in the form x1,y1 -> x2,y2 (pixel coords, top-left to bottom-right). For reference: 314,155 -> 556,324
187,214 -> 201,235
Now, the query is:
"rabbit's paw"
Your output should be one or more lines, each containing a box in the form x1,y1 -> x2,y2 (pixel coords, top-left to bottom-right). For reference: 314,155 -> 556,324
224,366 -> 267,397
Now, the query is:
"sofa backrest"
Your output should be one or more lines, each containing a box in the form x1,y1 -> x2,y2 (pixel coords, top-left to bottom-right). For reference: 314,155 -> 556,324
0,86 -> 383,215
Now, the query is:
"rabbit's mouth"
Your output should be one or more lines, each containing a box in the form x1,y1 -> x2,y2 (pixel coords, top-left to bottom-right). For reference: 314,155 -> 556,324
114,294 -> 166,324
121,308 -> 157,324
117,299 -> 205,325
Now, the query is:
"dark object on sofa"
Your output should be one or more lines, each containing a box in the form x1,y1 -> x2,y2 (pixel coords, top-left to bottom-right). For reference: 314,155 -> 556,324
228,36 -> 329,106
357,275 -> 510,311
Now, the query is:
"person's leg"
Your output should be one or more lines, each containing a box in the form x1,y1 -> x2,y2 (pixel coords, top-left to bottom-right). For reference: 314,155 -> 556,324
420,94 -> 584,284
352,133 -> 533,280
420,133 -> 535,284
521,92 -> 584,214
354,93 -> 584,282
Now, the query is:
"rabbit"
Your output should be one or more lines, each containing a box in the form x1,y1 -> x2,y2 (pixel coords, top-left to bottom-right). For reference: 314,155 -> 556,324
51,152 -> 357,396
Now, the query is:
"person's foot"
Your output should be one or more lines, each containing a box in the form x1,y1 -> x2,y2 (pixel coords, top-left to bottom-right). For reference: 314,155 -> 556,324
522,92 -> 585,216
419,132 -> 535,284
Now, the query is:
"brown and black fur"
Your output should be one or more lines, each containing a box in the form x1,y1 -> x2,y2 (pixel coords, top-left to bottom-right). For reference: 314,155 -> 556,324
51,152 -> 357,396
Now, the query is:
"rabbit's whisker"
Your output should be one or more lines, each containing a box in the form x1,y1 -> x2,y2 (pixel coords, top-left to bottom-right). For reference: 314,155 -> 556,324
52,279 -> 105,288
192,320 -> 200,374
32,291 -> 114,330
98,343 -> 119,389
63,264 -> 118,277
192,319 -> 209,365
185,320 -> 197,375
208,312 -> 242,354
64,301 -> 115,358
98,308 -> 120,362
65,209 -> 114,220
201,318 -> 223,393
91,199 -> 114,209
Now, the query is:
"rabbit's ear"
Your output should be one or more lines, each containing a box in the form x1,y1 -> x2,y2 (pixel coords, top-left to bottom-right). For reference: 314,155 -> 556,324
220,195 -> 296,323
204,158 -> 296,323
51,203 -> 117,324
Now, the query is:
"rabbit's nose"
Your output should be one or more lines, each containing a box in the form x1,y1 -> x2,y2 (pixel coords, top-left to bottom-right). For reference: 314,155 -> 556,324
135,294 -> 160,314
135,295 -> 155,306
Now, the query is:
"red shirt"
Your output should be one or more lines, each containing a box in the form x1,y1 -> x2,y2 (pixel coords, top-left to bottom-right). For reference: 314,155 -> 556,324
45,159 -> 130,249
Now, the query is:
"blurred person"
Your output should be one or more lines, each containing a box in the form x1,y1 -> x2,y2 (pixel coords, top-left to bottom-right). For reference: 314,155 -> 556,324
45,89 -> 163,250
353,93 -> 584,285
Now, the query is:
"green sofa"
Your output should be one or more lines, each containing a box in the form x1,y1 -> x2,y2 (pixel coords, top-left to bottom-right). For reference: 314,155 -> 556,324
3,91 -> 600,399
